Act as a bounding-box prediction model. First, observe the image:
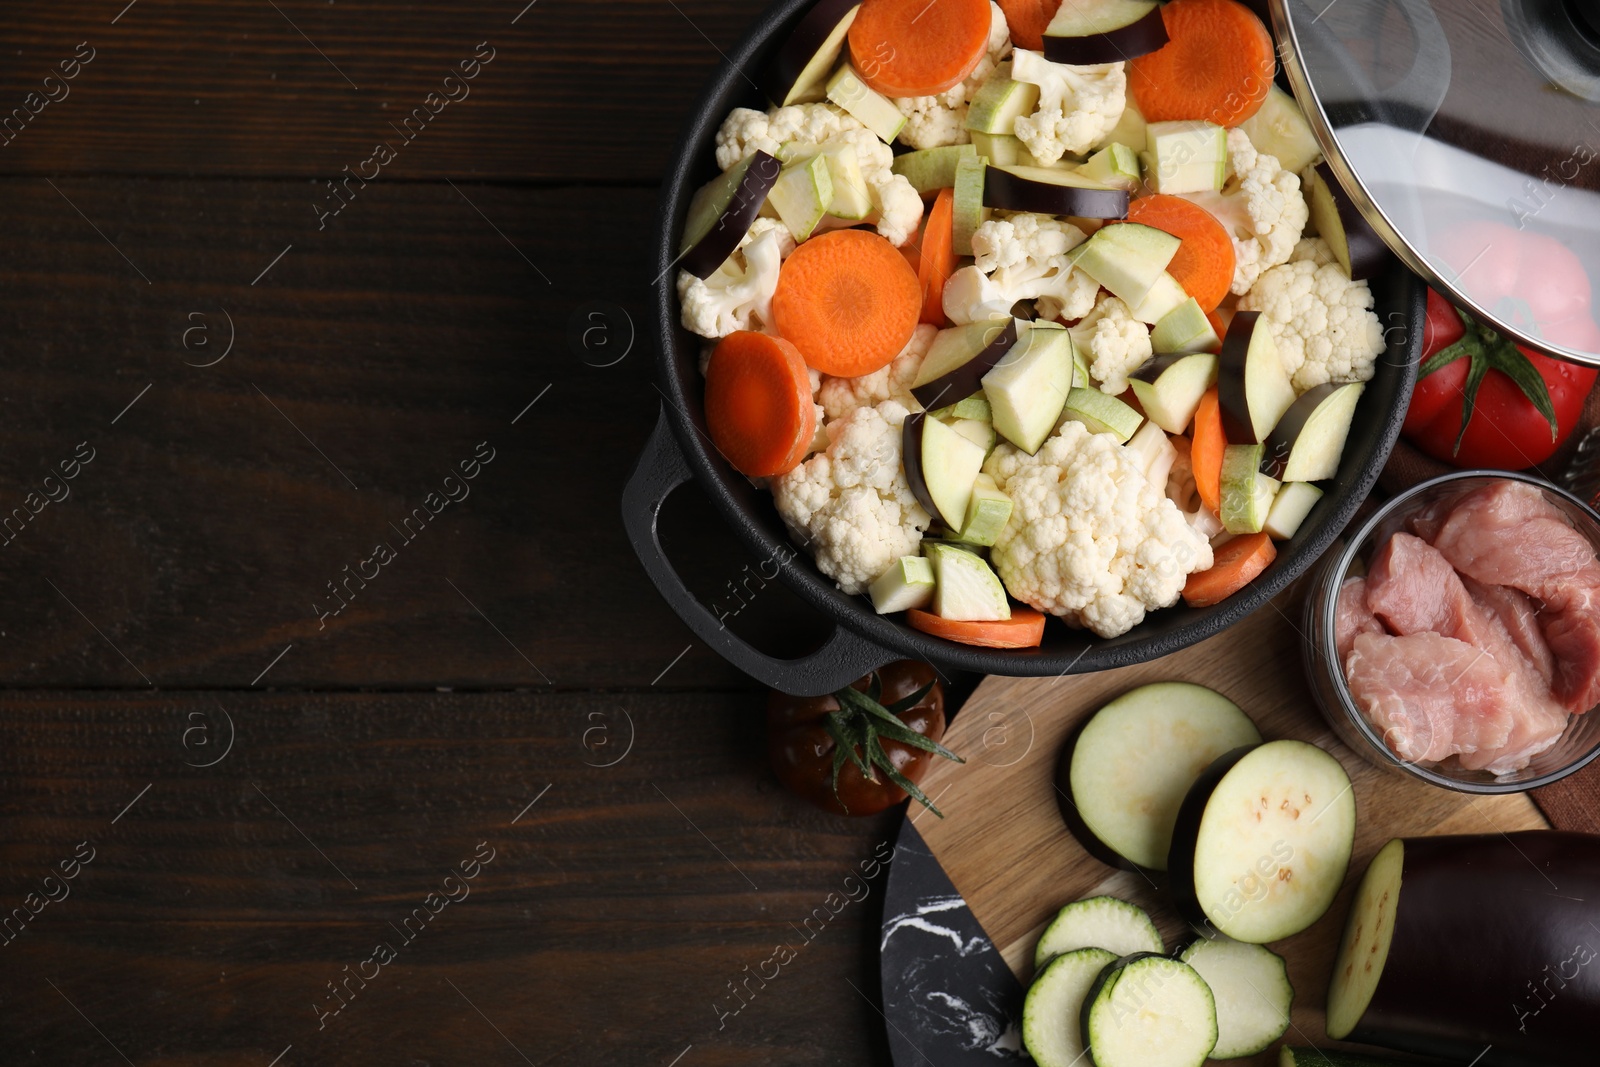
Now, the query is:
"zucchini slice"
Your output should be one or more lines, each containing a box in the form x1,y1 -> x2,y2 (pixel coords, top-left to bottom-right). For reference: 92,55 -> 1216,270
1034,896 -> 1163,970
1023,947 -> 1117,1067
1081,953 -> 1217,1067
1178,936 -> 1292,1058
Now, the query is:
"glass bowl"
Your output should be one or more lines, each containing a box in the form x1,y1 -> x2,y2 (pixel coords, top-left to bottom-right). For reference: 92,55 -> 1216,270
1302,470 -> 1600,793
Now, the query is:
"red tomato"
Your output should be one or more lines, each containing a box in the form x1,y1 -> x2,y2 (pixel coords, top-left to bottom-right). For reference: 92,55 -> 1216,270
766,661 -> 955,817
1403,287 -> 1597,469
1402,288 -> 1467,438
1433,220 -> 1594,344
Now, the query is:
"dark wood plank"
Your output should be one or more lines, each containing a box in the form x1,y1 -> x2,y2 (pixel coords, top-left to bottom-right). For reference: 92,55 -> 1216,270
0,690 -> 898,1064
0,0 -> 755,182
0,176 -> 834,688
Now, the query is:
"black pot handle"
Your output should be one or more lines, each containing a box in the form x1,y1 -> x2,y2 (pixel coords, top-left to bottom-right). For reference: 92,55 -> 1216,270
622,409 -> 896,696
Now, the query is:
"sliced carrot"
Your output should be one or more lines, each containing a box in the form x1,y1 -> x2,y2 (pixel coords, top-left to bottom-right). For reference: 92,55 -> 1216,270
772,229 -> 922,377
1191,386 -> 1225,513
1127,194 -> 1236,313
908,608 -> 1047,648
1204,306 -> 1229,346
849,0 -> 993,98
704,331 -> 817,478
1183,532 -> 1276,607
919,187 -> 957,326
995,0 -> 1056,51
1128,0 -> 1275,127
899,231 -> 923,276
900,204 -> 930,273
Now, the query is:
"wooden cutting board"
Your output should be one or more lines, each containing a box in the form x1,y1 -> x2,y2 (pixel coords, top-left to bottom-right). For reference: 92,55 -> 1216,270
911,586 -> 1548,1062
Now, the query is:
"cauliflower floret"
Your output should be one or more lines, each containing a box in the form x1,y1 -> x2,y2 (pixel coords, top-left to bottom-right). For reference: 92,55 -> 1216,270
818,323 -> 937,422
945,213 -> 1098,323
714,103 -> 860,171
870,169 -> 924,247
1010,49 -> 1125,165
1238,238 -> 1385,391
1164,444 -> 1225,539
1291,234 -> 1336,267
894,92 -> 968,151
984,421 -> 1213,637
712,106 -> 922,246
893,2 -> 1012,149
1068,295 -> 1152,395
818,127 -> 923,245
676,218 -> 796,339
805,367 -> 829,455
771,400 -> 932,594
941,267 -> 1012,325
1181,128 -> 1310,295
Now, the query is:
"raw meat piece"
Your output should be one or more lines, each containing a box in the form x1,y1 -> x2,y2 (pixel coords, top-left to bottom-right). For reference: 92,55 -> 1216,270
1430,482 -> 1599,590
1461,576 -> 1555,687
1430,481 -> 1600,713
1334,576 -> 1384,665
1543,610 -> 1600,714
1355,530 -> 1570,773
1478,677 -> 1571,774
1364,533 -> 1477,638
1345,631 -> 1512,765
1407,490 -> 1467,543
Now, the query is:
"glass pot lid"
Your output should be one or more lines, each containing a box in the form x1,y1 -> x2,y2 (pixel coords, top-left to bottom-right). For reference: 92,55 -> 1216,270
1272,0 -> 1600,365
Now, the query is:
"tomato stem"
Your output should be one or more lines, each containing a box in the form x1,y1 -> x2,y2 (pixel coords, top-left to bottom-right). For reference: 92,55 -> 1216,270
1419,308 -> 1559,455
827,675 -> 963,817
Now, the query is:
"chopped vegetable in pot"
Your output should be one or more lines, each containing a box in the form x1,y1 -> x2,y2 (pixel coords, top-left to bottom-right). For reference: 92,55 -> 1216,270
678,0 -> 1399,645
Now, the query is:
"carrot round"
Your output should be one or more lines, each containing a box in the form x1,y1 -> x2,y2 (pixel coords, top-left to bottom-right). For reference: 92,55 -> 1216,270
919,187 -> 957,326
908,607 -> 1047,648
1204,306 -> 1229,345
1128,0 -> 1275,127
704,331 -> 817,478
995,0 -> 1056,50
773,229 -> 922,377
899,233 -> 923,276
849,0 -> 993,98
1191,386 -> 1225,513
1127,194 -> 1236,313
1182,532 -> 1276,607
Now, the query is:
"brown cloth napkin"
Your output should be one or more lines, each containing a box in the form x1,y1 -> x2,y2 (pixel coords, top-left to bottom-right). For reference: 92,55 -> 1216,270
1375,384 -> 1600,829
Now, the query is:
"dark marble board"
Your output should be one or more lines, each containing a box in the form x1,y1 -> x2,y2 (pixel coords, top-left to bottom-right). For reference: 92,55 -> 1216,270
880,818 -> 1028,1066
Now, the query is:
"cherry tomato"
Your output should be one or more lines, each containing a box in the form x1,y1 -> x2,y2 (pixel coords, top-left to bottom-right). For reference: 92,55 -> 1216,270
767,661 -> 956,817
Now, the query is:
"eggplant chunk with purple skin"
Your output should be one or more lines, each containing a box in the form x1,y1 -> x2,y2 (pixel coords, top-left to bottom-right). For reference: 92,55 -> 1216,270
758,0 -> 859,107
1305,162 -> 1387,281
1217,310 -> 1295,445
1328,832 -> 1600,1066
1260,381 -> 1364,482
678,152 -> 781,279
984,165 -> 1130,220
1057,682 -> 1260,872
1042,0 -> 1169,66
909,317 -> 1019,411
901,413 -> 985,531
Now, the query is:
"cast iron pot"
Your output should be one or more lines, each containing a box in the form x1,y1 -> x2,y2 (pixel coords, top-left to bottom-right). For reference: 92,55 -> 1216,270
623,0 -> 1424,696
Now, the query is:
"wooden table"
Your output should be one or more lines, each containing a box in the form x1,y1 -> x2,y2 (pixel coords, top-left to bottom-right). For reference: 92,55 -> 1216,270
0,3 -> 905,1062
